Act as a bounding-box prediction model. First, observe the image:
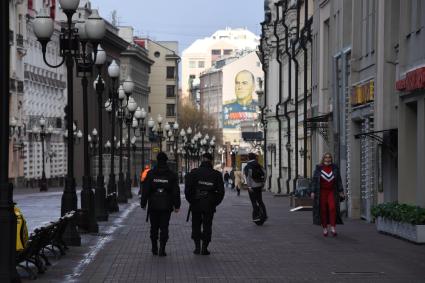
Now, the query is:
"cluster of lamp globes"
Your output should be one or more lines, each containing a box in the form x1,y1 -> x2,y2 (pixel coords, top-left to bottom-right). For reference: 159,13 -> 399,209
33,0 -> 106,44
177,129 -> 216,155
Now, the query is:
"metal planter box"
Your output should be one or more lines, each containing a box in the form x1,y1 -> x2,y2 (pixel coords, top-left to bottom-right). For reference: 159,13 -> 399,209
376,217 -> 425,244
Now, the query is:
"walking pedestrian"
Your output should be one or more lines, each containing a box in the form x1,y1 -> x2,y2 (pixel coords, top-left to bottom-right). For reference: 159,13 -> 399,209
138,164 -> 150,196
234,169 -> 244,196
185,153 -> 225,255
223,171 -> 230,189
310,152 -> 345,237
244,153 -> 267,224
140,152 -> 181,256
230,169 -> 235,190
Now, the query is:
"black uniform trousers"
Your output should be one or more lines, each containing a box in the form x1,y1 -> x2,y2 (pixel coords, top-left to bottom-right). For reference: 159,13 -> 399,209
248,187 -> 267,219
149,210 -> 172,243
191,210 -> 214,242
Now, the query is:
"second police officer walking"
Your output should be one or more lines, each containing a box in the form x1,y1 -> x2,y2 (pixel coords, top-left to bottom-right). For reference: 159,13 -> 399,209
141,152 -> 181,257
185,153 -> 225,255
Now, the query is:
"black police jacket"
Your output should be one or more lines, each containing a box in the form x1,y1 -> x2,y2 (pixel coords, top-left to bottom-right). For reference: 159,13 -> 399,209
184,161 -> 225,212
140,163 -> 181,211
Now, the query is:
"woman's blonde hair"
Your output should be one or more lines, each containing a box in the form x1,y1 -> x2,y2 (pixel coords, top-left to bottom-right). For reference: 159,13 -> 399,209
321,152 -> 333,165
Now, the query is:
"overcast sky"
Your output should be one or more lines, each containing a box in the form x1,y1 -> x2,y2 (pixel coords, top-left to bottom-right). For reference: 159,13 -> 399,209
90,0 -> 264,54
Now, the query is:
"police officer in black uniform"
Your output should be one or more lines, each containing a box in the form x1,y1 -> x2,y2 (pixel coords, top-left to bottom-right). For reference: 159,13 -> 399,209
141,152 -> 181,256
185,153 -> 225,255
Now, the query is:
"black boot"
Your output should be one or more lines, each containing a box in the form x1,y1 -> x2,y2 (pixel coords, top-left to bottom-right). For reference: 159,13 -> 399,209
159,241 -> 167,257
151,239 -> 158,255
201,241 -> 210,255
193,240 -> 201,255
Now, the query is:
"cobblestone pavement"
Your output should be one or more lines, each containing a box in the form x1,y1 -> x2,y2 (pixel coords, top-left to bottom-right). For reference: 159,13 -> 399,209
22,187 -> 425,283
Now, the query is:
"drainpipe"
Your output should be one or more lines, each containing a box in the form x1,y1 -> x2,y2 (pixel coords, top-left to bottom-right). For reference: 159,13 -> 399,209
281,3 -> 292,195
291,1 -> 301,193
273,2 -> 283,194
300,0 -> 311,177
259,22 -> 270,191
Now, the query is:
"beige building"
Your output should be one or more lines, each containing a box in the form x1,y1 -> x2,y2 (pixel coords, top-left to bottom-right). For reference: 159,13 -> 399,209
182,28 -> 259,102
134,39 -> 180,152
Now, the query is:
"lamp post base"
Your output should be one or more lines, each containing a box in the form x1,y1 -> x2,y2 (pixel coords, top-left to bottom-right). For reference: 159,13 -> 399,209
39,176 -> 48,192
81,176 -> 99,233
61,178 -> 81,246
117,173 -> 127,203
95,175 -> 108,221
125,174 -> 132,199
107,176 -> 119,213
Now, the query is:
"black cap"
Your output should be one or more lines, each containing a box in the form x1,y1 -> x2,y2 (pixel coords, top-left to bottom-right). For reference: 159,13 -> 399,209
202,153 -> 213,161
248,152 -> 257,160
157,152 -> 168,162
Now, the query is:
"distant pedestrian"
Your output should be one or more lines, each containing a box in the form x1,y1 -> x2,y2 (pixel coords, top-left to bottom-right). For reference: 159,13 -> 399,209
185,153 -> 225,255
223,171 -> 230,189
138,164 -> 151,195
310,152 -> 345,237
244,153 -> 267,224
140,152 -> 181,256
234,169 -> 244,196
230,169 -> 235,190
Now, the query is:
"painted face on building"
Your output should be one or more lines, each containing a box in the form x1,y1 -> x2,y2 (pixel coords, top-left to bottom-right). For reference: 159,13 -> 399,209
235,70 -> 255,106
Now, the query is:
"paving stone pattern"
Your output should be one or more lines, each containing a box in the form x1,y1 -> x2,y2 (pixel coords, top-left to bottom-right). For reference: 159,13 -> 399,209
29,188 -> 425,283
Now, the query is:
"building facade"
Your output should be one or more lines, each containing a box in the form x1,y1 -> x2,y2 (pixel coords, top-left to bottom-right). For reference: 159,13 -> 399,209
182,28 -> 259,102
134,39 -> 180,153
260,0 -> 314,194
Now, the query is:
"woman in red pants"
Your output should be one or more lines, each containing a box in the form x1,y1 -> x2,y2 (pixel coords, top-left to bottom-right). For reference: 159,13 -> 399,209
310,153 -> 345,236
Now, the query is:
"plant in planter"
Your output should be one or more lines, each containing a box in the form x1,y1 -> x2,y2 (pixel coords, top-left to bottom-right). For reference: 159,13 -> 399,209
371,202 -> 425,243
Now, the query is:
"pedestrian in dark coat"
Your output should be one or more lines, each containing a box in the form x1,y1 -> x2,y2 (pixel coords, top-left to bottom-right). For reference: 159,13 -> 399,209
185,153 -> 225,255
310,152 -> 345,237
141,152 -> 181,256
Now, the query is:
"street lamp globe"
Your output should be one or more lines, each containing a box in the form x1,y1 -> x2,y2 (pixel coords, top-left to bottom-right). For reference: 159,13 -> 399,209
210,140 -> 215,146
73,123 -> 77,132
157,114 -> 163,124
92,128 -> 98,136
77,130 -> 83,139
105,140 -> 111,148
34,8 -> 54,41
47,125 -> 54,134
168,130 -> 173,137
88,135 -> 92,143
58,0 -> 80,11
173,122 -> 179,130
107,60 -> 120,78
187,127 -> 192,135
105,99 -> 112,112
147,117 -> 155,128
180,129 -> 186,137
131,136 -> 137,144
118,85 -> 126,100
63,131 -> 68,138
123,76 -> 135,95
94,45 -> 106,66
127,96 -> 137,113
39,116 -> 46,127
9,117 -> 17,127
132,118 -> 138,129
164,123 -> 171,132
75,20 -> 88,41
85,9 -> 106,41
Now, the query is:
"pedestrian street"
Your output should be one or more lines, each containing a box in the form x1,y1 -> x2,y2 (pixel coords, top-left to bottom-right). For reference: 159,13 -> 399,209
17,186 -> 425,283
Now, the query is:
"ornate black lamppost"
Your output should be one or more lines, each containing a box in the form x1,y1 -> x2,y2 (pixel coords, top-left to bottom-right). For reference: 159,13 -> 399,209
105,60 -> 121,211
134,107 -> 148,172
32,116 -> 53,192
33,0 -> 106,245
124,95 -> 137,199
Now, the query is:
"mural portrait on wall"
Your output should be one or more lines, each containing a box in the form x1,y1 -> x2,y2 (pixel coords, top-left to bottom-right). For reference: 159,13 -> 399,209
223,70 -> 258,129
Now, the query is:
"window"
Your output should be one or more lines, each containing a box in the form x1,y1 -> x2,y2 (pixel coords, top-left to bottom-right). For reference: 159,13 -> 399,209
166,67 -> 175,79
198,61 -> 205,68
223,49 -> 232,55
154,51 -> 160,58
189,61 -> 196,68
166,104 -> 176,117
166,85 -> 175,98
211,49 -> 221,55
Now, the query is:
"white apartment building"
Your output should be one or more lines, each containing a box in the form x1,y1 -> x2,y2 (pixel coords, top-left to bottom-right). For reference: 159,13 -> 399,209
182,28 -> 259,102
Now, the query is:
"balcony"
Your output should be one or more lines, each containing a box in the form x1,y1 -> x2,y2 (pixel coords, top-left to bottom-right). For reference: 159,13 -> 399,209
16,34 -> 27,56
9,30 -> 13,46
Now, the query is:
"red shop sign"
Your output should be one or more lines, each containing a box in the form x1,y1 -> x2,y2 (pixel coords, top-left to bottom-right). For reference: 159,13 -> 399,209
396,67 -> 425,92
